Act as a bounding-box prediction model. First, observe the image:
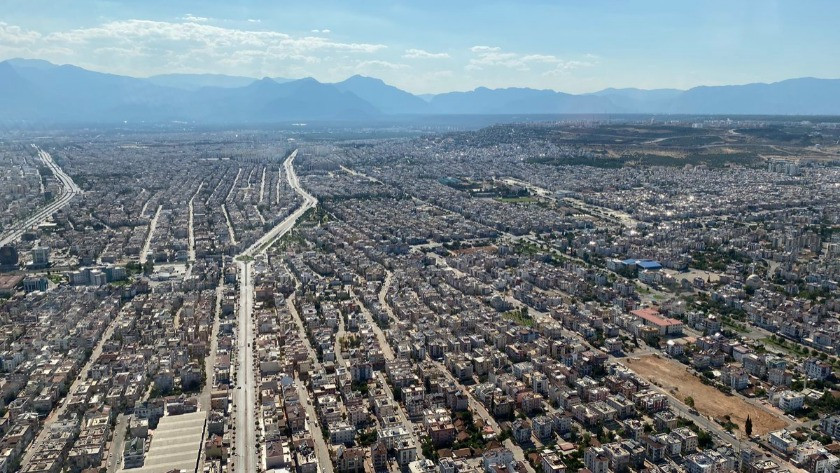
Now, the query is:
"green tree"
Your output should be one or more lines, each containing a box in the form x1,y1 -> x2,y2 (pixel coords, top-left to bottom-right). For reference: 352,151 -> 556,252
745,415 -> 753,437
421,438 -> 439,461
697,430 -> 713,449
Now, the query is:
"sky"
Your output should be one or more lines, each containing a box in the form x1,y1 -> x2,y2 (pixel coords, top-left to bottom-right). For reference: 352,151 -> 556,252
1,0 -> 838,94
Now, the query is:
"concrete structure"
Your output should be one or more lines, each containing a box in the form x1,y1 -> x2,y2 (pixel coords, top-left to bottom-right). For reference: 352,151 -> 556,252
122,411 -> 206,473
631,308 -> 683,336
31,246 -> 50,268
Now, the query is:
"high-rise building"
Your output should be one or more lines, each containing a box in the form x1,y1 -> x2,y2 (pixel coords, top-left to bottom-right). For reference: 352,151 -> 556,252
31,246 -> 50,268
0,245 -> 18,270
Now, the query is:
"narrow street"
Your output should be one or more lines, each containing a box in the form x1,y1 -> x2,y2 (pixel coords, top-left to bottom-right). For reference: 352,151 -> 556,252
353,292 -> 423,461
294,374 -> 335,473
334,312 -> 347,368
199,279 -> 224,411
259,166 -> 266,203
285,292 -> 335,473
22,311 -> 125,467
222,203 -> 238,246
366,273 -> 533,470
140,204 -> 162,265
377,271 -> 399,326
105,413 -> 128,473
188,182 -> 204,263
354,294 -> 396,360
374,372 -> 425,462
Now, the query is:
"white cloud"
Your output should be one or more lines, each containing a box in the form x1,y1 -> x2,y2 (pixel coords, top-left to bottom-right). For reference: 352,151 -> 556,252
310,29 -> 331,34
403,48 -> 449,59
0,21 -> 42,45
181,14 -> 209,23
355,59 -> 408,70
470,45 -> 501,53
0,19 -> 388,79
520,54 -> 558,64
92,45 -> 147,58
542,58 -> 598,76
48,20 -> 286,47
41,20 -> 384,57
466,45 -> 594,75
468,46 -> 550,71
247,19 -> 261,24
0,18 -> 598,92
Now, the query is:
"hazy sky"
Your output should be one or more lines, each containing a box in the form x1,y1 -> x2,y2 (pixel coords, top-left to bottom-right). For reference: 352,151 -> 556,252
1,0 -> 838,94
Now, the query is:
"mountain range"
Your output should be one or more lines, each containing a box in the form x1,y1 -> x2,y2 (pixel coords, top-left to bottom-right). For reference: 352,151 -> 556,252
2,58 -> 840,125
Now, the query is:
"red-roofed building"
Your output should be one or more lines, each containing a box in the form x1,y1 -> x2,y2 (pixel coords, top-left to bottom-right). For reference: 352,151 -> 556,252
0,274 -> 22,297
631,308 -> 683,336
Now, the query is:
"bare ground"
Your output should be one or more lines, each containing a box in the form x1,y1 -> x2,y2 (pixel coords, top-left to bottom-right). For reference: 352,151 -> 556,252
625,354 -> 788,435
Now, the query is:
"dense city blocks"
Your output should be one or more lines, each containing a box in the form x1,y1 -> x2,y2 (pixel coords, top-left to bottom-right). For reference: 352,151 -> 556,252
0,120 -> 839,473
4,2 -> 840,472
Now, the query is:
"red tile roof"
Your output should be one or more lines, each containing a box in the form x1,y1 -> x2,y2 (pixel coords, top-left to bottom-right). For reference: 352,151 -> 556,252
631,308 -> 682,327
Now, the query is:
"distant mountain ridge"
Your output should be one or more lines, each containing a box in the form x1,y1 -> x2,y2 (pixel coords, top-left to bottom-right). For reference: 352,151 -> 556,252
2,58 -> 840,125
146,73 -> 289,90
334,75 -> 430,114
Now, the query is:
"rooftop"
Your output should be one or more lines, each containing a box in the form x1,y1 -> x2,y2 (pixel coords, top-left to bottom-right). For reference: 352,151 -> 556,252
123,411 -> 206,473
631,308 -> 682,327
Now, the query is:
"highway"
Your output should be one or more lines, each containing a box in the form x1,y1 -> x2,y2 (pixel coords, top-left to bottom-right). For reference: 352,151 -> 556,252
232,259 -> 256,473
232,149 -> 316,473
241,151 -> 317,256
0,145 -> 82,247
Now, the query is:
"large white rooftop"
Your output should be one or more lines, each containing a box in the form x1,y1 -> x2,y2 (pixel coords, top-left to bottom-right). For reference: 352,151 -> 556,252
123,411 -> 206,473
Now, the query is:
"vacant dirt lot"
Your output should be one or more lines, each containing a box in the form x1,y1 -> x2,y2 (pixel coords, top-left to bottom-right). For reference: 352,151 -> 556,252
625,355 -> 788,435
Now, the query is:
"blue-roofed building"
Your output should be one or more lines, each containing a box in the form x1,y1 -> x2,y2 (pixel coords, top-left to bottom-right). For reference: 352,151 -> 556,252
621,259 -> 662,270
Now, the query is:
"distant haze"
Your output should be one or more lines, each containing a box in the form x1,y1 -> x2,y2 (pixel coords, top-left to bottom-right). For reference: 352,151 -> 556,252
2,58 -> 840,125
